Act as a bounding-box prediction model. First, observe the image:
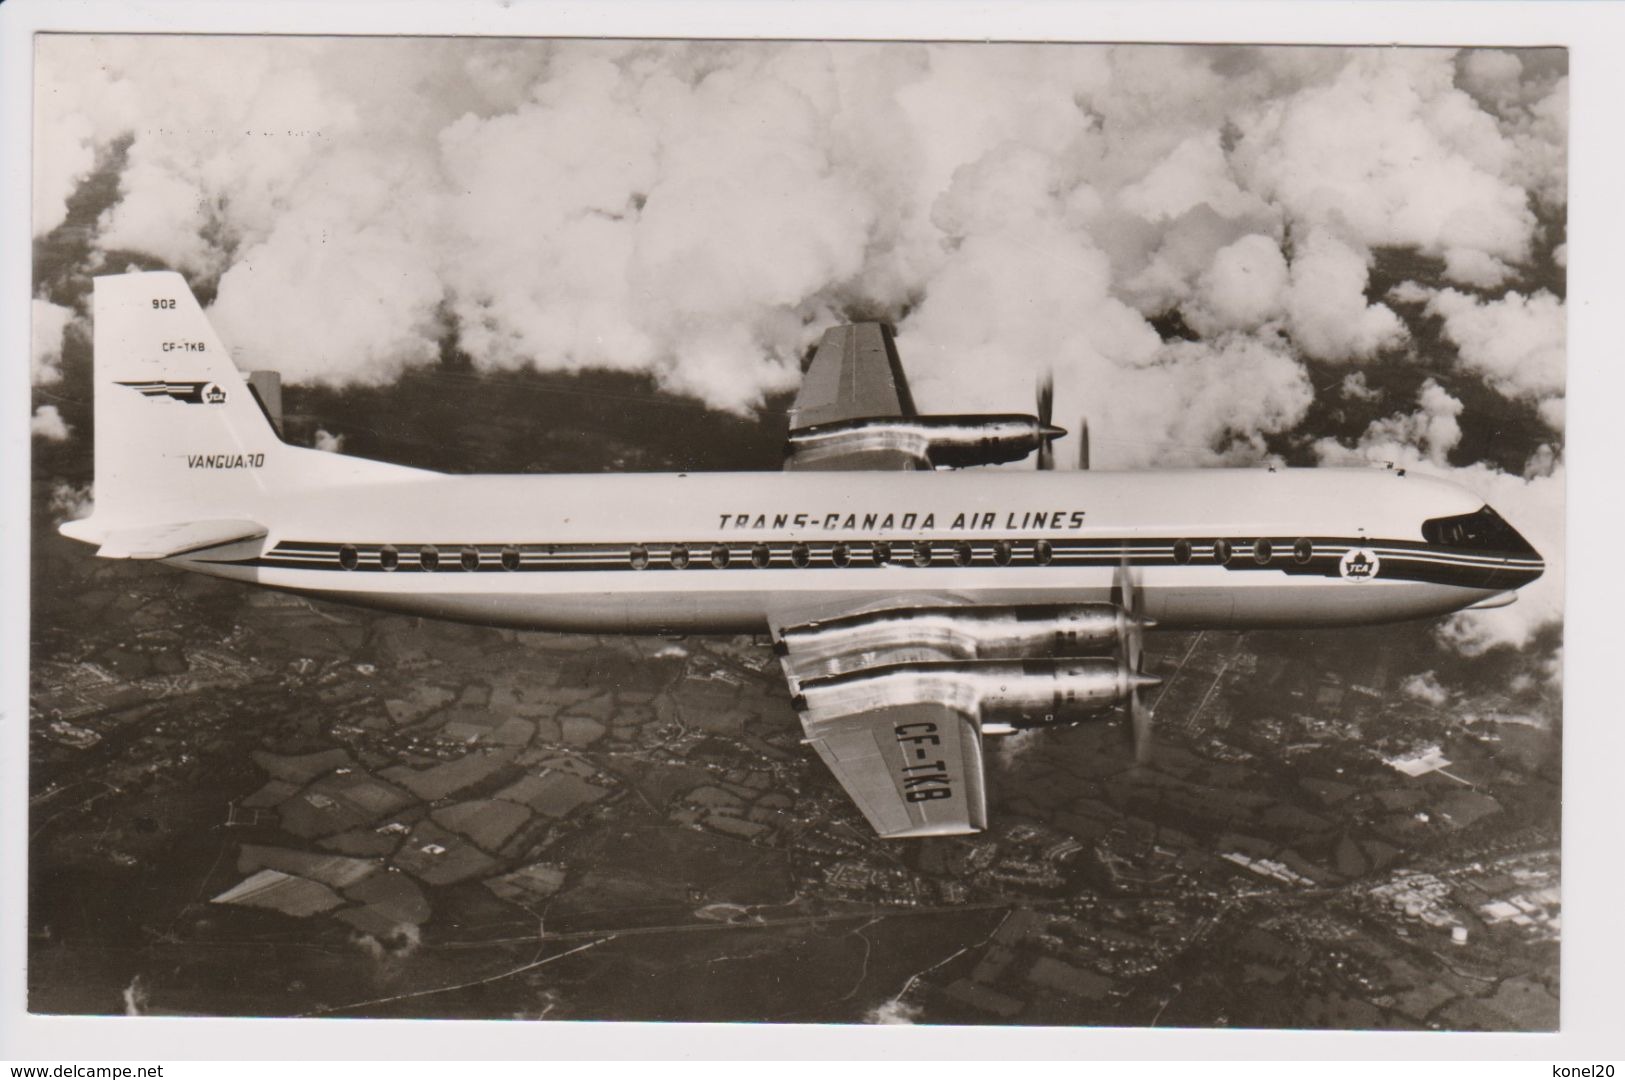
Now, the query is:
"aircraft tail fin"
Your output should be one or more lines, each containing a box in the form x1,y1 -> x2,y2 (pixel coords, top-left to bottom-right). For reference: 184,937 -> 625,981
64,271 -> 420,555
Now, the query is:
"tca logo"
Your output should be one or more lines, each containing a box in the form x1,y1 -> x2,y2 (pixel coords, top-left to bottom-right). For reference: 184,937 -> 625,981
1339,548 -> 1381,581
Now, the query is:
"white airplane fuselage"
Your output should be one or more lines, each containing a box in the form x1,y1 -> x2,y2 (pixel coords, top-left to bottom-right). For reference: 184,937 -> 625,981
176,465 -> 1543,634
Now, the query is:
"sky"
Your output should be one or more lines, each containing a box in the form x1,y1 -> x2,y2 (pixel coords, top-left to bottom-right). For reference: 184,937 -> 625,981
29,36 -> 1566,669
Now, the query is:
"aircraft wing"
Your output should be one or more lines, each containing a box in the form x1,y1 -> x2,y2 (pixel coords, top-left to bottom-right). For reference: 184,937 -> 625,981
771,598 -> 989,838
785,323 -> 925,471
799,703 -> 989,837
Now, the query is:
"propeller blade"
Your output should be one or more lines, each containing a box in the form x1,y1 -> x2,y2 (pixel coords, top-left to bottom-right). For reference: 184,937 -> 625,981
1132,688 -> 1155,766
1035,372 -> 1060,470
1033,370 -> 1059,467
1077,416 -> 1090,470
1117,550 -> 1155,765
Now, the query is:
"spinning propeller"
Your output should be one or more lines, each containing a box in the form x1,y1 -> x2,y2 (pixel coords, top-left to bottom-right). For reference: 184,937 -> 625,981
1035,373 -> 1067,470
1116,552 -> 1158,766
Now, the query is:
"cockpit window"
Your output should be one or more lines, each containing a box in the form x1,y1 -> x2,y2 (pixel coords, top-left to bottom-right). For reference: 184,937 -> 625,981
1422,505 -> 1536,554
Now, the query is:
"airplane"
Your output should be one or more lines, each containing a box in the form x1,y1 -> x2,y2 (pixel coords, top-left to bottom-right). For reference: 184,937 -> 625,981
59,271 -> 1545,838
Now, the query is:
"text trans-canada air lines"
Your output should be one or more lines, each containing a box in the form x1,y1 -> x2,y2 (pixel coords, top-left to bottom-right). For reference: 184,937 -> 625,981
60,272 -> 1545,839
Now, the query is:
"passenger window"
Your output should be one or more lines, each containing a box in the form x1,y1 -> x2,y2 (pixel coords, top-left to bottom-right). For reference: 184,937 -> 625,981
1173,539 -> 1192,565
379,545 -> 399,572
831,542 -> 851,567
630,544 -> 650,570
1253,539 -> 1273,565
751,544 -> 771,568
954,541 -> 973,566
711,546 -> 730,569
913,542 -> 933,567
670,544 -> 690,569
419,545 -> 440,572
460,546 -> 481,571
1214,539 -> 1232,564
1035,540 -> 1053,565
872,541 -> 892,565
1293,538 -> 1313,564
993,541 -> 1013,566
500,545 -> 520,571
791,543 -> 810,568
339,544 -> 359,571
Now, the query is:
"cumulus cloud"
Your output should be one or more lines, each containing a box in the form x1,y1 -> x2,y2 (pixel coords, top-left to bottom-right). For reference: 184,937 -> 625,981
31,405 -> 71,441
1232,49 -> 1541,282
313,429 -> 345,453
48,481 -> 94,523
1283,229 -> 1407,361
32,298 -> 74,385
1459,50 -> 1527,113
31,39 -> 1564,430
1402,671 -> 1451,707
1316,378 -> 1462,466
1340,371 -> 1380,402
1188,232 -> 1289,336
1425,287 -> 1565,417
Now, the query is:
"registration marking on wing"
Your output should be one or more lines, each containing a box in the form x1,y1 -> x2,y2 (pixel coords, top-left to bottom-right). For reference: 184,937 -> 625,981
895,720 -> 953,803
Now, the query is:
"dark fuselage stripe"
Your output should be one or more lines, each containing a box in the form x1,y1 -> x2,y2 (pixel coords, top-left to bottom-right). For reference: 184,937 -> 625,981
207,535 -> 1542,590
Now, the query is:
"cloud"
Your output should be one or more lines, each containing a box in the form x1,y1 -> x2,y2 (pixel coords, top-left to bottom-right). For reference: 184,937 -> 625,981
1402,671 -> 1451,707
1232,50 -> 1539,282
31,40 -> 1561,429
32,298 -> 74,385
1315,378 -> 1462,466
1340,371 -> 1380,403
1425,287 -> 1565,414
31,405 -> 71,442
1188,232 -> 1289,336
313,429 -> 345,453
866,997 -> 922,1024
1283,230 -> 1407,361
48,481 -> 94,523
1458,50 -> 1526,113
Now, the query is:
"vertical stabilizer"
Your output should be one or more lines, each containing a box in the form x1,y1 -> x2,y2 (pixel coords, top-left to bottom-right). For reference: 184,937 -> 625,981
62,271 -> 421,554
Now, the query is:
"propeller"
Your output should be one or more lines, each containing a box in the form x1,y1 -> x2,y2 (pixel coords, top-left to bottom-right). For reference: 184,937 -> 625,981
1036,372 -> 1066,470
1077,415 -> 1091,471
1116,551 -> 1159,766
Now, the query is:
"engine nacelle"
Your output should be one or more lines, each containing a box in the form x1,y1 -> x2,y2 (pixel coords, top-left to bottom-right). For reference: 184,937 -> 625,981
786,414 -> 1065,470
778,603 -> 1149,680
792,658 -> 1159,734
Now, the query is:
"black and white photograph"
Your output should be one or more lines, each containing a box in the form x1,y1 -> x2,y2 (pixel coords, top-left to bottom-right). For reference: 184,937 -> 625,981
13,9 -> 1595,1049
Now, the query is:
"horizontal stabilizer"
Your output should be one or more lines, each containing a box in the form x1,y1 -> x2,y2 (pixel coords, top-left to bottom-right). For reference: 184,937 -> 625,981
64,518 -> 267,560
